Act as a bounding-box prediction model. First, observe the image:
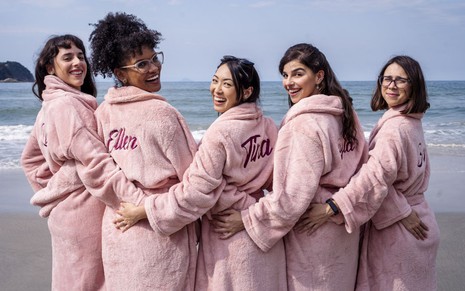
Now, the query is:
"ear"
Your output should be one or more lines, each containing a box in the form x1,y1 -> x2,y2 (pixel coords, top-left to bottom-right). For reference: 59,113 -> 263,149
46,64 -> 54,75
114,68 -> 128,85
243,86 -> 253,100
316,70 -> 325,84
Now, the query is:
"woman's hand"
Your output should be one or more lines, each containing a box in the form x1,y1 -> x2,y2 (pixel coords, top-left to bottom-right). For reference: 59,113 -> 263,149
400,210 -> 429,240
211,209 -> 244,239
113,202 -> 146,232
294,203 -> 333,235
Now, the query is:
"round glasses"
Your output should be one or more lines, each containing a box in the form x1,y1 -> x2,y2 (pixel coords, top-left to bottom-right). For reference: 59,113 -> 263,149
378,76 -> 410,88
120,51 -> 164,73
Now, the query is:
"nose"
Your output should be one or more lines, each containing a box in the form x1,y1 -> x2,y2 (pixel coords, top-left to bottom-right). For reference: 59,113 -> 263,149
387,79 -> 398,89
212,82 -> 222,94
148,61 -> 160,73
283,76 -> 293,88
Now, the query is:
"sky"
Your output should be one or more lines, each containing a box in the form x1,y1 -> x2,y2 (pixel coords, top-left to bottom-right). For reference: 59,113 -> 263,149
1,0 -> 464,82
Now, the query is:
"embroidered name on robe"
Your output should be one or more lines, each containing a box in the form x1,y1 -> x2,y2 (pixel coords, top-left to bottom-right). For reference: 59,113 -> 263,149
241,134 -> 273,168
107,128 -> 138,152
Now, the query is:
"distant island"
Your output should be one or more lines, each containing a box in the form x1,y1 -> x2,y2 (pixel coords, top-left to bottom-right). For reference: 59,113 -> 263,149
0,61 -> 34,82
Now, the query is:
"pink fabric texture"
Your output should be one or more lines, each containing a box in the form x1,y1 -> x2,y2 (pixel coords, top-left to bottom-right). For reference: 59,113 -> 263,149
241,95 -> 369,290
95,85 -> 198,290
145,103 -> 286,291
21,75 -> 113,290
331,105 -> 440,290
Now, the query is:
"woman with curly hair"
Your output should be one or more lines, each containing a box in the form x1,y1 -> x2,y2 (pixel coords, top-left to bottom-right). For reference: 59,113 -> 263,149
88,12 -> 198,290
21,34 -> 147,290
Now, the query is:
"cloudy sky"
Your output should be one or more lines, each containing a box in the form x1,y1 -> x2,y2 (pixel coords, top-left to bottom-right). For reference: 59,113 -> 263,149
1,0 -> 464,81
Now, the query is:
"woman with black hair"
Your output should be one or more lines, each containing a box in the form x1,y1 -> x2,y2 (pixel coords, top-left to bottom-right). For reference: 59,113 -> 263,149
115,55 -> 286,290
213,43 -> 369,290
88,12 -> 199,290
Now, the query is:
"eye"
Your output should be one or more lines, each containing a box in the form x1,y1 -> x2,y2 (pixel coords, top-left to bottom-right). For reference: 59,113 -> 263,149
282,73 -> 288,78
152,55 -> 159,63
396,78 -> 408,85
135,60 -> 149,69
224,82 -> 233,88
211,78 -> 218,84
383,76 -> 393,82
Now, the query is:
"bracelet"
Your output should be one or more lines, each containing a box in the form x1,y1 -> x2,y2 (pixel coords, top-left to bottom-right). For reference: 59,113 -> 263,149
326,198 -> 339,215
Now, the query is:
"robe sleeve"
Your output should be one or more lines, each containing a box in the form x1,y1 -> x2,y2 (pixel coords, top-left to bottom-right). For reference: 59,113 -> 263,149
332,125 -> 411,233
145,132 -> 229,236
51,106 -> 145,210
21,129 -> 52,192
242,124 -> 325,252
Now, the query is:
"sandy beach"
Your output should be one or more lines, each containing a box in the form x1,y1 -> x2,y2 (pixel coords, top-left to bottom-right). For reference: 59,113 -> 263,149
1,153 -> 465,290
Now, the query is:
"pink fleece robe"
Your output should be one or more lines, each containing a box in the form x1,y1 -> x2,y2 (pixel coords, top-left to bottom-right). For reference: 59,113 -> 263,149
21,75 -> 145,290
241,95 -> 369,291
331,105 -> 440,290
144,102 -> 286,291
94,85 -> 198,291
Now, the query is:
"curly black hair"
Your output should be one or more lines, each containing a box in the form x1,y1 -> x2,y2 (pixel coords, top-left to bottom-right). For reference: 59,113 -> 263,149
89,12 -> 163,79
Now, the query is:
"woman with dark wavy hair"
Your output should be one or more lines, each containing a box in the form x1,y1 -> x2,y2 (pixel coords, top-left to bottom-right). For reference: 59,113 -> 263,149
213,43 -> 368,290
21,34 -> 146,290
300,55 -> 440,290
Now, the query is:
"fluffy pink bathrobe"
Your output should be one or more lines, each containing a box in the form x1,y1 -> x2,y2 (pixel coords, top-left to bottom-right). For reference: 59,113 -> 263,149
241,95 -> 369,291
21,75 -> 146,290
331,105 -> 440,290
95,85 -> 198,291
145,103 -> 286,291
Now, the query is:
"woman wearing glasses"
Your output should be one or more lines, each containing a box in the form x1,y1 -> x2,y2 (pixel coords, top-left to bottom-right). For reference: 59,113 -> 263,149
115,55 -> 286,290
88,12 -> 198,290
298,56 -> 440,290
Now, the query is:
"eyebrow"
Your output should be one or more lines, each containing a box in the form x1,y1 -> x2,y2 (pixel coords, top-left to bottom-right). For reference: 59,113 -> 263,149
134,53 -> 157,63
212,75 -> 233,82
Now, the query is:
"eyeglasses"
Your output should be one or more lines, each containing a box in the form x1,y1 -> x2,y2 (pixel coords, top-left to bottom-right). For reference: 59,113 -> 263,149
222,55 -> 254,66
120,52 -> 164,73
378,76 -> 410,88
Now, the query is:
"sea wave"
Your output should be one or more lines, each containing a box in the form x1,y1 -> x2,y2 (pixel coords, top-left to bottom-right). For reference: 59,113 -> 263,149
0,124 -> 33,141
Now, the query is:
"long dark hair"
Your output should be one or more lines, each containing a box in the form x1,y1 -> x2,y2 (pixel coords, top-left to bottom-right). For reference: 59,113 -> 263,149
89,12 -> 163,85
372,55 -> 430,113
278,43 -> 358,149
32,34 -> 97,101
218,55 -> 261,105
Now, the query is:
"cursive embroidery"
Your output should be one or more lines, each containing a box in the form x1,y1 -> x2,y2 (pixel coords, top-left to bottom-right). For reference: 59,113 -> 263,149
417,142 -> 426,167
107,128 -> 138,152
338,140 -> 356,159
41,123 -> 48,147
241,134 -> 273,168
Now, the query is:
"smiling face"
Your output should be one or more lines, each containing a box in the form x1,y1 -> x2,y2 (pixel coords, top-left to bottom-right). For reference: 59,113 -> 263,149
47,42 -> 87,90
116,46 -> 162,92
381,63 -> 411,108
281,60 -> 323,104
210,64 -> 239,113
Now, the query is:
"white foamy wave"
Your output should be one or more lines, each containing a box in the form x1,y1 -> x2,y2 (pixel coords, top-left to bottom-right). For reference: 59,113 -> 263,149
428,143 -> 465,149
192,129 -> 207,143
0,125 -> 33,141
0,159 -> 21,170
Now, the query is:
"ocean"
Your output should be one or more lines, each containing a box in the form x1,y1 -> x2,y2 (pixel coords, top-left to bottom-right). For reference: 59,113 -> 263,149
1,81 -> 464,170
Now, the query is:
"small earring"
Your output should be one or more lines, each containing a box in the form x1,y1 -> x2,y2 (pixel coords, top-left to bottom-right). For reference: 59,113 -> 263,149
121,79 -> 127,85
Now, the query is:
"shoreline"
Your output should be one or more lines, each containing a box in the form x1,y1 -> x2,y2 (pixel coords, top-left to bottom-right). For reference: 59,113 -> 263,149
1,152 -> 464,290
